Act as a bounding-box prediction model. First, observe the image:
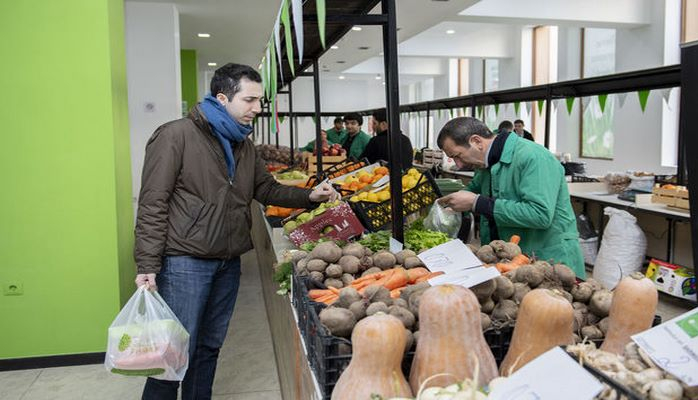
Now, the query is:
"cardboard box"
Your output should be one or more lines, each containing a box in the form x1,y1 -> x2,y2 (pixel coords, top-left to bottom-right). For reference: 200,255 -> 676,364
288,202 -> 365,246
645,259 -> 696,301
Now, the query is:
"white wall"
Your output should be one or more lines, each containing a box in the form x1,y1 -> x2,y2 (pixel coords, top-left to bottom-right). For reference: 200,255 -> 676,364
125,2 -> 181,204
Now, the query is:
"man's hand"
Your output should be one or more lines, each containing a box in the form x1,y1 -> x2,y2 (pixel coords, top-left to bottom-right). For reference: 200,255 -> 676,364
135,273 -> 157,291
439,191 -> 478,213
309,182 -> 340,203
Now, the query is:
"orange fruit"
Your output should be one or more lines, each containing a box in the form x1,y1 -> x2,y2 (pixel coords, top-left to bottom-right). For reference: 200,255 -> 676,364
374,166 -> 389,175
359,175 -> 372,183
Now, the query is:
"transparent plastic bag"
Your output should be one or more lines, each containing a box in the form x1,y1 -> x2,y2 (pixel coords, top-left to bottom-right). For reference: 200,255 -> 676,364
105,286 -> 190,381
424,201 -> 462,238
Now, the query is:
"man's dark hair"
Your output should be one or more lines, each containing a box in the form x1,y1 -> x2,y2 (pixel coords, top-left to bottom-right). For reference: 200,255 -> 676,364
514,119 -> 524,125
498,120 -> 514,132
437,117 -> 494,149
210,63 -> 262,99
333,117 -> 344,124
343,112 -> 363,126
372,109 -> 388,124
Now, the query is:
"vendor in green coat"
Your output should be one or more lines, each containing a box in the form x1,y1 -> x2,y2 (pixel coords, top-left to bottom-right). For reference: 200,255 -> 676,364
325,117 -> 346,144
339,112 -> 372,159
437,117 -> 585,277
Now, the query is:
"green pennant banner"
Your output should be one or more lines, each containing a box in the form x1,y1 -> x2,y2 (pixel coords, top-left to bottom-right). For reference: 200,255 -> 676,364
537,100 -> 545,115
262,54 -> 269,100
281,0 -> 295,76
317,0 -> 326,49
477,105 -> 483,119
462,107 -> 467,117
278,115 -> 285,124
638,90 -> 650,112
449,109 -> 453,118
565,98 -> 575,115
514,102 -> 520,115
494,103 -> 500,116
437,109 -> 442,118
270,40 -> 278,100
598,94 -> 608,113
311,116 -> 317,125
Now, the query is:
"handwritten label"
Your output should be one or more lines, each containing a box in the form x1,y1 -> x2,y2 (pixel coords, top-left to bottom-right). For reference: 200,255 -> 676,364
417,239 -> 482,274
428,265 -> 500,288
489,347 -> 603,400
632,307 -> 698,386
390,237 -> 404,253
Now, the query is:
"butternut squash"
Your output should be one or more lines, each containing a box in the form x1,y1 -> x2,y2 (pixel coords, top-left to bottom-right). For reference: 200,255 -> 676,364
331,313 -> 412,400
600,272 -> 658,355
409,284 -> 498,392
500,289 -> 574,375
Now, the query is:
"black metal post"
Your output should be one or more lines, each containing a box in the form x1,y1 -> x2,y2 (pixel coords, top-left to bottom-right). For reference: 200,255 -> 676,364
275,106 -> 279,149
425,104 -> 431,148
679,42 -> 698,289
382,0 -> 404,242
261,104 -> 266,144
267,104 -> 272,145
471,99 -> 477,118
289,82 -> 295,166
313,59 -> 323,178
544,87 -> 552,149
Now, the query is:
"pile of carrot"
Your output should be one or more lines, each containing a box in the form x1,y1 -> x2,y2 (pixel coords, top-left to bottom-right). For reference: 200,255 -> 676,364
494,234 -> 530,273
308,267 -> 444,305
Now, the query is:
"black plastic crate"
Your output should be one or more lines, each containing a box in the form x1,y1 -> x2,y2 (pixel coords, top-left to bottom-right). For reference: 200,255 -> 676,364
484,325 -> 514,365
350,170 -> 442,232
292,274 -> 314,345
564,348 -> 643,400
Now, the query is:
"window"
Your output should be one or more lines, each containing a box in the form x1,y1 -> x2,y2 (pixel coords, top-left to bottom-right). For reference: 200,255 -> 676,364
532,26 -> 558,143
580,28 -> 616,159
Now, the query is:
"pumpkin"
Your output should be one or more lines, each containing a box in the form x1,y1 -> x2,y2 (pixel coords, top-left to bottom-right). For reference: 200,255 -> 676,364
331,313 -> 413,400
600,272 -> 658,355
500,289 -> 574,375
409,284 -> 498,391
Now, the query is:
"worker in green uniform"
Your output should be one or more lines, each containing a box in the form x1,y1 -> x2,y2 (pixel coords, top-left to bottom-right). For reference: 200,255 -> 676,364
325,117 -> 346,144
339,112 -> 371,160
437,117 -> 585,277
301,129 -> 332,153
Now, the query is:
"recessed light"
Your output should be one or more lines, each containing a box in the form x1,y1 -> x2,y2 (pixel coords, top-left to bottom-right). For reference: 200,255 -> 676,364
208,62 -> 217,67
339,76 -> 345,80
352,26 -> 362,31
446,29 -> 455,34
358,46 -> 370,50
197,33 -> 211,38
331,45 -> 339,50
375,75 -> 381,80
337,60 -> 346,64
382,82 -> 386,85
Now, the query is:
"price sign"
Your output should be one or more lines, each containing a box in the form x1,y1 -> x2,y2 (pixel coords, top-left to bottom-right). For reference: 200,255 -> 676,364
417,239 -> 482,274
428,265 -> 499,288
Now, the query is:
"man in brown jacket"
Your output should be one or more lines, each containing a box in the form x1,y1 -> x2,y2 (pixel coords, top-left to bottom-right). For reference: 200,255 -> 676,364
135,63 -> 337,400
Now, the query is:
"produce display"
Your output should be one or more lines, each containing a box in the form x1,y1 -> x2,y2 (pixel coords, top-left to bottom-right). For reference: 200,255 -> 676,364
283,201 -> 343,235
313,142 -> 347,157
274,169 -> 309,182
347,167 -> 422,202
256,144 -> 303,165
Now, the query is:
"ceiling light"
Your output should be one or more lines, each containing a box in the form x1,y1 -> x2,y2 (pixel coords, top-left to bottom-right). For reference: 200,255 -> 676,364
352,26 -> 362,31
375,75 -> 381,80
339,76 -> 345,80
331,45 -> 339,49
382,82 -> 386,85
336,60 -> 346,64
197,33 -> 211,38
208,62 -> 217,67
446,29 -> 455,34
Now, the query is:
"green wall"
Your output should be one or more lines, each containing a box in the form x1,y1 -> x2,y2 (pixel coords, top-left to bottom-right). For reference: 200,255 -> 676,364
181,49 -> 198,112
0,0 -> 135,359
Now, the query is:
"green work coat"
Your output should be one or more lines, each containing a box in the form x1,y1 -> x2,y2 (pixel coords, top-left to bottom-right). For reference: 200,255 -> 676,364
467,134 -> 585,277
325,127 -> 346,144
339,130 -> 372,159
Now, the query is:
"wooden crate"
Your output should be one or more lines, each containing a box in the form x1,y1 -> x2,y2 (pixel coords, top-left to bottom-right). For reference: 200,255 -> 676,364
304,154 -> 346,174
651,186 -> 690,209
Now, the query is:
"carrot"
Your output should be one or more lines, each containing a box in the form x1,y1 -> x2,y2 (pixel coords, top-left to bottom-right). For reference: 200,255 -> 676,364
315,293 -> 338,304
384,268 -> 409,290
328,286 -> 341,295
308,289 -> 333,299
496,253 -> 530,273
415,271 -> 444,283
320,296 -> 338,305
511,254 -> 530,265
509,235 -> 521,245
390,288 -> 404,299
351,271 -> 387,285
372,269 -> 396,287
352,280 -> 375,291
406,267 -> 430,283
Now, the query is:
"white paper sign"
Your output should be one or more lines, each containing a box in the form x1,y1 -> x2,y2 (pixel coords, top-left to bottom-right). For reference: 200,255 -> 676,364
632,307 -> 698,386
428,265 -> 500,288
417,239 -> 482,274
489,347 -> 604,400
390,237 -> 404,253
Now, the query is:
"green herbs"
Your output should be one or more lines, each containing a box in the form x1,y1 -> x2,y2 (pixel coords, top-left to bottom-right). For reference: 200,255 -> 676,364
359,225 -> 451,253
118,333 -> 131,352
273,261 -> 293,295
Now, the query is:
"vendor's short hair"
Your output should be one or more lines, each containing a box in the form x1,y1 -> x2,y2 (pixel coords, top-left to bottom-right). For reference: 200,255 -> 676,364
437,117 -> 494,149
210,63 -> 262,99
514,119 -> 525,125
334,117 -> 344,124
343,112 -> 363,125
372,109 -> 388,124
498,120 -> 514,132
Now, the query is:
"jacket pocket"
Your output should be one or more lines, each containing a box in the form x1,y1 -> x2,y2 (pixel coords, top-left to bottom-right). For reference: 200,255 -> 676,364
169,190 -> 205,238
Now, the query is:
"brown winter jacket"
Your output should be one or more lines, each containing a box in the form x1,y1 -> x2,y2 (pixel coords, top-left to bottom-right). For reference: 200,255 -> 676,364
135,106 -> 313,274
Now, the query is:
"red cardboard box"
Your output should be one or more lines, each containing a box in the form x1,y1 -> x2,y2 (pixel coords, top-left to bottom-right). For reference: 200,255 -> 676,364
289,203 -> 365,246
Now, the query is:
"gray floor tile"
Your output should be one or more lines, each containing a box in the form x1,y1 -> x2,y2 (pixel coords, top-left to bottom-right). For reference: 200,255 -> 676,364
212,390 -> 282,400
0,369 -> 41,400
212,344 -> 279,395
21,364 -> 145,400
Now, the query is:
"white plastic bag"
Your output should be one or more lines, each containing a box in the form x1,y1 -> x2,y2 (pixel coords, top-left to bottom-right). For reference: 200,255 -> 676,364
424,202 -> 462,238
592,207 -> 647,289
105,286 -> 190,381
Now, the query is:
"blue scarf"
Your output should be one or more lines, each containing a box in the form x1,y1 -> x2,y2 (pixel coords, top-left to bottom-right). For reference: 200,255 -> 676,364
199,94 -> 253,178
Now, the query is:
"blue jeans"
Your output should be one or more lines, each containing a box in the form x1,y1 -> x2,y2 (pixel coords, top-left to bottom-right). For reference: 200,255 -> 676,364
142,256 -> 241,400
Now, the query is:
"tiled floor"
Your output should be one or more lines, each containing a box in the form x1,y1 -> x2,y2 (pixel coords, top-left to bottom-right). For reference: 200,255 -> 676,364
0,251 -> 282,400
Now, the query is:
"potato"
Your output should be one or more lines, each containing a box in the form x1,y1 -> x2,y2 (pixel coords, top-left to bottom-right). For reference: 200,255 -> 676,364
393,298 -> 408,309
476,245 -> 498,264
325,263 -> 343,279
585,278 -> 606,292
309,271 -> 324,284
307,259 -> 328,272
403,256 -> 425,269
532,260 -> 555,281
491,299 -> 518,321
571,282 -> 594,303
338,255 -> 360,274
553,263 -> 577,289
512,282 -> 531,304
598,317 -> 610,335
400,282 -> 430,302
341,273 -> 355,287
336,287 -> 362,309
324,278 -> 343,289
559,290 -> 574,303
496,242 -> 522,260
348,300 -> 369,320
342,242 -> 365,258
364,285 -> 392,305
319,307 -> 356,337
408,291 -> 424,317
360,256 -> 374,270
413,330 -> 420,344
404,329 -> 414,352
512,265 -> 544,288
395,249 -> 417,265
489,240 -> 507,253
492,275 -> 515,300
481,312 -> 492,331
361,267 -> 382,277
589,289 -> 613,317
572,302 -> 588,312
388,305 -> 416,329
310,241 -> 343,263
580,325 -> 604,340
366,301 -> 389,316
573,309 -> 588,333
291,250 -> 308,264
480,298 -> 495,314
587,312 -> 601,325
373,251 -> 397,270
471,279 -> 497,302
